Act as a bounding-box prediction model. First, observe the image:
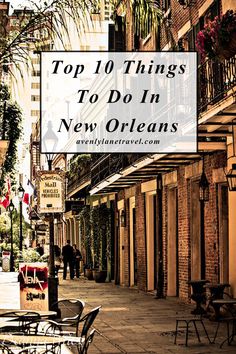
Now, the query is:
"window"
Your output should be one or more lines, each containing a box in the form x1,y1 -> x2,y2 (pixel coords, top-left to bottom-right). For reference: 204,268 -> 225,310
31,58 -> 39,65
31,110 -> 40,116
163,0 -> 170,13
31,95 -> 40,102
32,70 -> 40,76
31,82 -> 40,89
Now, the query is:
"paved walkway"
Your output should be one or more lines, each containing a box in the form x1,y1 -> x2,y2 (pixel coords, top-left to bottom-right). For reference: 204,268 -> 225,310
59,276 -> 236,354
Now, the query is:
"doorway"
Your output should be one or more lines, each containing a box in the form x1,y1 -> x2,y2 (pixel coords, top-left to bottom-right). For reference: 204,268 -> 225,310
167,187 -> 178,296
190,181 -> 202,279
145,192 -> 157,291
119,208 -> 125,285
218,185 -> 229,283
129,197 -> 137,286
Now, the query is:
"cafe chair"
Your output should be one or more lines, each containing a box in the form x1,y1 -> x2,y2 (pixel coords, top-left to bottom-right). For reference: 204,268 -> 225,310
174,316 -> 211,346
51,298 -> 85,334
62,306 -> 101,353
65,328 -> 96,354
23,319 -> 62,336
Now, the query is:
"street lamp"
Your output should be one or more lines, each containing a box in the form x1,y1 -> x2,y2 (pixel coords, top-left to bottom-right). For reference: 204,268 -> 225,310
8,200 -> 15,272
43,120 -> 59,309
43,121 -> 58,170
18,183 -> 25,252
226,164 -> 236,191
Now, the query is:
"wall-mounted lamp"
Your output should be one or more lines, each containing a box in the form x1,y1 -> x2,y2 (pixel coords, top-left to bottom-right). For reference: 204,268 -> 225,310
226,119 -> 236,191
226,164 -> 236,191
178,0 -> 196,9
120,209 -> 126,227
199,155 -> 209,202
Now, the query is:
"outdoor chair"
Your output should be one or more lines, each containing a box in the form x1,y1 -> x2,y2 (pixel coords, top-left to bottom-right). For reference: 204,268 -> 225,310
64,329 -> 96,354
22,319 -> 62,336
62,306 -> 101,353
51,299 -> 85,335
174,316 -> 211,346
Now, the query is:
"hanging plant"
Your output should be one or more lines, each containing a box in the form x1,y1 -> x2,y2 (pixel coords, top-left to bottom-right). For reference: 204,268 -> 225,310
196,10 -> 236,61
131,0 -> 163,38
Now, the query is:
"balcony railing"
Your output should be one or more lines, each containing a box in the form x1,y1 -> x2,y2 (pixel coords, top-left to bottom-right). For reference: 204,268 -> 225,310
198,55 -> 236,112
91,154 -> 146,187
67,168 -> 91,196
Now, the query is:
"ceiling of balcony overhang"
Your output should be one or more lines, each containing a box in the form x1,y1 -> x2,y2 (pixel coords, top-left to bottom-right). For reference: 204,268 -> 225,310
89,103 -> 236,195
198,104 -> 236,138
90,153 -> 203,194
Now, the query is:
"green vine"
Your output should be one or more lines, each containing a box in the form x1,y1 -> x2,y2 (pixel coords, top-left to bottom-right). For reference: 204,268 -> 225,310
78,205 -> 92,267
90,204 -> 111,270
67,154 -> 91,179
0,84 -> 22,192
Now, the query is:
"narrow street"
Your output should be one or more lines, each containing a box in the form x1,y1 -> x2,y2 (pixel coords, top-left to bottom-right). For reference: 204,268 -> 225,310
59,276 -> 236,354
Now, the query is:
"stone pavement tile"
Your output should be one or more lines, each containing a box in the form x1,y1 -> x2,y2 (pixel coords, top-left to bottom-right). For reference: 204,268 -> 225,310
119,343 -> 150,353
59,277 -> 236,354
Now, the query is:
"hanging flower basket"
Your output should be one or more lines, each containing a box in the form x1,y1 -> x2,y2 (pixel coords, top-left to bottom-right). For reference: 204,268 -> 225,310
217,31 -> 236,60
196,10 -> 236,62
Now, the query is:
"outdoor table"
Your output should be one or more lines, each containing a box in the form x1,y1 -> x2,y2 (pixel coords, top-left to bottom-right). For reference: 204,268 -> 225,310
212,299 -> 236,320
0,334 -> 65,353
212,299 -> 236,347
0,309 -> 57,318
204,283 -> 230,317
188,280 -> 209,315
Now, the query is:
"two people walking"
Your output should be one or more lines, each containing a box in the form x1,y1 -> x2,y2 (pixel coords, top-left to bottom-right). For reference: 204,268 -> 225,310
62,240 -> 82,280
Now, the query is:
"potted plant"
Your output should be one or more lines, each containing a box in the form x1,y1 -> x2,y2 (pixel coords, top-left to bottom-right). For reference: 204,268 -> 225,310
84,264 -> 94,280
196,10 -> 236,61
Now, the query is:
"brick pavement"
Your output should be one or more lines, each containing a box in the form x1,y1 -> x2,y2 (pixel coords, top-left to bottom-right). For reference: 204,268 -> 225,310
59,276 -> 236,354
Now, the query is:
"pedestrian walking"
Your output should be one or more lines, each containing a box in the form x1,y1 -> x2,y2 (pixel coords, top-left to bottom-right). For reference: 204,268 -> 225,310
73,244 -> 82,278
35,243 -> 44,256
62,240 -> 74,279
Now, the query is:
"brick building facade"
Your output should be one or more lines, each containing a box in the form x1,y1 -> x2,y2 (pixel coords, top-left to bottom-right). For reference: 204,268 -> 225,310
64,0 -> 236,302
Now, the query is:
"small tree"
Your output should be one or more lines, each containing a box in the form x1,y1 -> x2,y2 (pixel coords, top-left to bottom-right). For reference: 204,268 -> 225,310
0,1 -> 97,70
0,84 -> 22,192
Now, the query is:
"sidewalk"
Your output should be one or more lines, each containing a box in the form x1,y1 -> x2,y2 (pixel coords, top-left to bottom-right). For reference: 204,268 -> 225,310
59,276 -> 236,354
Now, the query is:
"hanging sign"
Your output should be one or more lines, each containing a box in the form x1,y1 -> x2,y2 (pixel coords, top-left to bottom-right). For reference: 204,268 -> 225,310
37,170 -> 65,213
19,263 -> 48,311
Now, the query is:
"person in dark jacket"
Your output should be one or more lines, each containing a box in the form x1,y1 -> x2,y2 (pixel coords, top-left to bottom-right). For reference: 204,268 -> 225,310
73,244 -> 82,278
35,243 -> 44,256
62,240 -> 74,279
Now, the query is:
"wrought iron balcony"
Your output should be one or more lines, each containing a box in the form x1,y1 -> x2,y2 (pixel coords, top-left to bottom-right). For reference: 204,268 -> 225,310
67,167 -> 91,197
91,154 -> 145,188
198,55 -> 236,112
